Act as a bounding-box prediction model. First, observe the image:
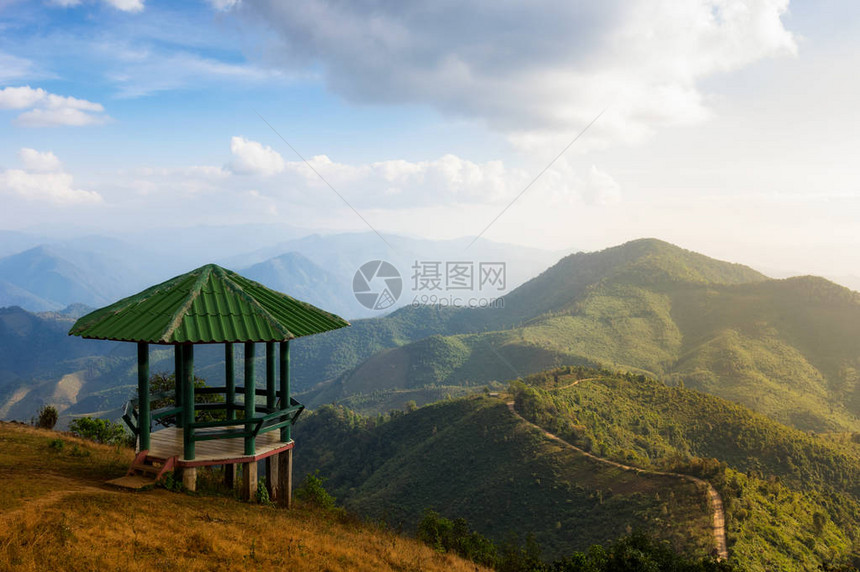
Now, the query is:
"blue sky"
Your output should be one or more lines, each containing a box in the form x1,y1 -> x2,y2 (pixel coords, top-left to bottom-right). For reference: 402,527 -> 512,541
1,0 -> 860,279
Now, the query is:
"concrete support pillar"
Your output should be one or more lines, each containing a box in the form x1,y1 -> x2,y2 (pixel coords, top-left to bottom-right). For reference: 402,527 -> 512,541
278,448 -> 293,509
241,461 -> 258,501
182,467 -> 197,492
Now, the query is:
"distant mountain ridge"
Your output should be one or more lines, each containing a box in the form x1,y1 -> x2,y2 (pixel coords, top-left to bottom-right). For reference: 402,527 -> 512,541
3,237 -> 860,436
295,239 -> 860,433
0,244 -> 148,310
241,252 -> 356,318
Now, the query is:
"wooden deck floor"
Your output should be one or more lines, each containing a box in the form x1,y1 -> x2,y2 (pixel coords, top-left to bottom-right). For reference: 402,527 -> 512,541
148,427 -> 292,467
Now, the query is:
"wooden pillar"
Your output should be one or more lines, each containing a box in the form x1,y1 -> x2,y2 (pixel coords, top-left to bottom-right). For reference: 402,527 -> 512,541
182,344 -> 195,460
224,464 -> 237,490
241,461 -> 258,501
174,345 -> 183,428
137,342 -> 150,451
225,343 -> 235,420
279,340 -> 291,442
182,466 -> 197,492
266,455 -> 279,502
278,448 -> 293,508
244,342 -> 256,456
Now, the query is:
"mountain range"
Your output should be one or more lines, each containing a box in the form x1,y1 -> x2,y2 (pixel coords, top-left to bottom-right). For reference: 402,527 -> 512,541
295,239 -> 860,434
2,235 -> 860,569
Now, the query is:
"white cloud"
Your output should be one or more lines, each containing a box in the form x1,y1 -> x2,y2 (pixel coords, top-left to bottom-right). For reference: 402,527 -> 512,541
208,0 -> 240,10
50,0 -> 144,12
229,136 -> 285,176
0,149 -> 102,205
246,0 -> 796,148
275,152 -> 616,208
19,148 -> 62,173
104,0 -> 144,11
106,50 -> 282,98
0,53 -> 35,83
584,165 -> 622,206
0,86 -> 108,127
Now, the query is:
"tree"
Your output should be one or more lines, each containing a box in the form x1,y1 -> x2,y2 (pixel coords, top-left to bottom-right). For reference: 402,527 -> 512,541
150,372 -> 225,423
35,405 -> 59,430
69,417 -> 129,445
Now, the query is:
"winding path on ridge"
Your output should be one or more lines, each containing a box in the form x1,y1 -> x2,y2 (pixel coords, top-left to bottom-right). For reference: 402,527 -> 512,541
505,399 -> 728,560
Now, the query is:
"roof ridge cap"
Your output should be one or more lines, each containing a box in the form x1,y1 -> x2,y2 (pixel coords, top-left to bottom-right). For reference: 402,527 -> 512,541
158,266 -> 212,343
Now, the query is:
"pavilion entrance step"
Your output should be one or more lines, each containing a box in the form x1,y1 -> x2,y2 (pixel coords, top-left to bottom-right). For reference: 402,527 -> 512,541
106,450 -> 177,490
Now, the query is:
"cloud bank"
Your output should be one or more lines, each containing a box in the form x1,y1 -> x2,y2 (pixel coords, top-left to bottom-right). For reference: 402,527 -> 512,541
0,149 -> 102,204
0,86 -> 109,127
242,0 -> 796,147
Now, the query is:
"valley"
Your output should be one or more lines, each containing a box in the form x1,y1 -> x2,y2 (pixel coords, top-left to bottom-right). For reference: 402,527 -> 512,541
2,236 -> 860,570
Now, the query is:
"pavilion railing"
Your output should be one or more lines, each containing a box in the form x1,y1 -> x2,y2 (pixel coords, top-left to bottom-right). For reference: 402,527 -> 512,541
121,386 -> 303,446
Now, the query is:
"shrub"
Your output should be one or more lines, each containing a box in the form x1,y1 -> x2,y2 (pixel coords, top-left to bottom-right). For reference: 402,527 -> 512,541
295,471 -> 337,510
69,417 -> 130,446
417,510 -> 498,568
255,479 -> 274,506
35,405 -> 59,430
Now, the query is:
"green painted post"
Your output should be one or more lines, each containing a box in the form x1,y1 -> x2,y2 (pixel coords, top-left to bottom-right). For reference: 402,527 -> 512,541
182,344 -> 195,460
279,340 -> 291,442
244,342 -> 256,456
137,342 -> 150,451
266,341 -> 276,412
174,345 -> 183,428
225,343 -> 235,420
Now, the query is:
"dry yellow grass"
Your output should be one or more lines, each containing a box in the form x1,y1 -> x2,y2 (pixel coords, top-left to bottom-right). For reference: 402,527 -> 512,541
0,422 -> 489,572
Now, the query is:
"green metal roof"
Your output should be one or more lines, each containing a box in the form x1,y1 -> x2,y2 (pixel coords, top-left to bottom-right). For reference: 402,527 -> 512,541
68,264 -> 350,344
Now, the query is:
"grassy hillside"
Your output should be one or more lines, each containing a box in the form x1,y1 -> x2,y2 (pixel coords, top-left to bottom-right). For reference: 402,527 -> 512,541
0,422 -> 490,572
294,395 -> 715,560
306,239 -> 860,432
512,366 -> 860,570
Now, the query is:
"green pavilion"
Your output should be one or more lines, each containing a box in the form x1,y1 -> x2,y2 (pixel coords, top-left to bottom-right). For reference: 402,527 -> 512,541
68,263 -> 350,504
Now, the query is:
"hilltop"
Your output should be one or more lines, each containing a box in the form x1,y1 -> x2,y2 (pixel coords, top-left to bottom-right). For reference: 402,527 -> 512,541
294,367 -> 860,571
294,394 -> 716,560
0,421 -> 490,572
297,239 -> 860,432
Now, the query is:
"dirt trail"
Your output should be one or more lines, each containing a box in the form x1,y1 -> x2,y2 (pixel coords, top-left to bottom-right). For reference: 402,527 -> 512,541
0,477 -> 120,525
553,377 -> 598,390
506,400 -> 728,560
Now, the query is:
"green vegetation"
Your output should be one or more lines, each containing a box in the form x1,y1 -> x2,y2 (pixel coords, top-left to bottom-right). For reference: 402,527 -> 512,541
68,416 -> 130,446
512,366 -> 860,571
297,239 -> 860,436
294,395 -> 714,560
35,405 -> 58,429
514,367 -> 860,496
294,365 -> 860,570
